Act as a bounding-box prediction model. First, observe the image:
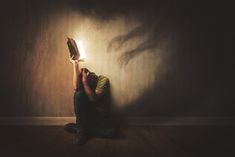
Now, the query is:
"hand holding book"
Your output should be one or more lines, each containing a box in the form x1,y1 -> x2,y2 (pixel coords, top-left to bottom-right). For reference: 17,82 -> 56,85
69,54 -> 78,64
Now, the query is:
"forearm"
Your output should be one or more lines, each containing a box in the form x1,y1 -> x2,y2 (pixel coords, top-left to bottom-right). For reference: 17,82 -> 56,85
83,83 -> 96,102
72,62 -> 81,91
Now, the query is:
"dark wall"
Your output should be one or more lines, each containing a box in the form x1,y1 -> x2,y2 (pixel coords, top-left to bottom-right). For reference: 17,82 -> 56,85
0,0 -> 234,117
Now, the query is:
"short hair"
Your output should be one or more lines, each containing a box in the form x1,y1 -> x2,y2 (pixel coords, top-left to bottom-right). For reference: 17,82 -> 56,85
81,68 -> 89,73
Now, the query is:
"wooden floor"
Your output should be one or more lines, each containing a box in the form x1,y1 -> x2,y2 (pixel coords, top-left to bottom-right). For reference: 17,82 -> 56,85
0,126 -> 234,157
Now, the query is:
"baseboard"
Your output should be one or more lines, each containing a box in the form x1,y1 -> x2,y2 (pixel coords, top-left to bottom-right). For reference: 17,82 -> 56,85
0,117 -> 75,126
0,116 -> 235,126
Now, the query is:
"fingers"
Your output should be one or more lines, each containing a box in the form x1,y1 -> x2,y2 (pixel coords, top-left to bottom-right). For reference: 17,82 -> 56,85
69,54 -> 78,64
82,69 -> 86,75
82,70 -> 89,77
70,54 -> 74,60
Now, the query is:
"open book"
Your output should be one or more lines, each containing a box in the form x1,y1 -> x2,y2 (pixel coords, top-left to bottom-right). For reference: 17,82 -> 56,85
67,38 -> 86,61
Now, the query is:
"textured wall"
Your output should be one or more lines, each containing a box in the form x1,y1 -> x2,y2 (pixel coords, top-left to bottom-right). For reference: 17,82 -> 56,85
0,0 -> 234,117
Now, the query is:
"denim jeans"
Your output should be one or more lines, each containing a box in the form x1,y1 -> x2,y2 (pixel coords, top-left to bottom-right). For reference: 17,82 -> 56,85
73,90 -> 89,129
74,90 -> 116,137
74,90 -> 103,130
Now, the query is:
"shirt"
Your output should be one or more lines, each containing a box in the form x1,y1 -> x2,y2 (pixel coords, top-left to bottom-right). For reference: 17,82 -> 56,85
88,72 -> 110,116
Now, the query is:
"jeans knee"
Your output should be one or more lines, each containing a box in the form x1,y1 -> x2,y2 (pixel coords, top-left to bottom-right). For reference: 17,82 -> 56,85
74,90 -> 85,99
74,90 -> 88,105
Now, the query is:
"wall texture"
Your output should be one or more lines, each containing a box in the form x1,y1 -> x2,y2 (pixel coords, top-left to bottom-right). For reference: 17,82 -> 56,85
0,0 -> 234,117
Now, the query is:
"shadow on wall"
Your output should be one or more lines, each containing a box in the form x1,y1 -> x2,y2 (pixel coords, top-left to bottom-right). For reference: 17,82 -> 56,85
69,0 -> 178,66
107,16 -> 173,67
69,0 -> 234,116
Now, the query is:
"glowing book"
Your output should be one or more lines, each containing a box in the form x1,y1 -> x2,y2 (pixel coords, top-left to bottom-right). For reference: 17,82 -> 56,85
67,38 -> 86,61
67,38 -> 80,60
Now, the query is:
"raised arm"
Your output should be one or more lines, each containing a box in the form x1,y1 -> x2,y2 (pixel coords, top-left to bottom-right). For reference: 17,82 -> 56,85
69,56 -> 81,91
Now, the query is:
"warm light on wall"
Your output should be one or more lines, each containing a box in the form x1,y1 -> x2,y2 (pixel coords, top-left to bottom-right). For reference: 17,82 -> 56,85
30,11 -> 166,113
69,18 -> 166,108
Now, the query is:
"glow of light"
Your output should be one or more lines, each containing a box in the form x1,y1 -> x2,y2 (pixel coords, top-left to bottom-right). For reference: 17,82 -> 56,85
75,39 -> 86,60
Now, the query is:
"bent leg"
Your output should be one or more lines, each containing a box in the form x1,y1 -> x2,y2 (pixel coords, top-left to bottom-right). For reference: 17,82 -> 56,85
73,90 -> 89,129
